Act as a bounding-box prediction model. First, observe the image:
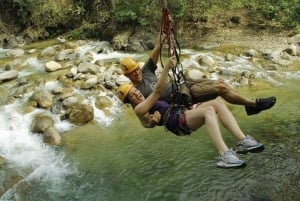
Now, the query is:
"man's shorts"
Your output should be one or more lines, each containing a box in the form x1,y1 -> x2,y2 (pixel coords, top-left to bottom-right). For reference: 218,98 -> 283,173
185,79 -> 218,103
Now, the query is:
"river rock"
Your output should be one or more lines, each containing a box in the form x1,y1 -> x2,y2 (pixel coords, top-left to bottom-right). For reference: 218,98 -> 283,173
40,46 -> 56,57
282,44 -> 298,56
58,91 -> 74,101
94,41 -> 114,54
56,36 -> 66,43
196,55 -> 216,67
95,96 -> 113,111
43,126 -> 61,145
30,115 -> 54,133
225,53 -> 238,61
0,70 -> 18,82
65,40 -> 87,49
296,45 -> 300,57
1,34 -> 19,49
68,103 -> 94,125
184,69 -> 204,82
12,85 -> 31,98
244,48 -> 258,57
56,49 -> 74,61
66,66 -> 78,78
104,80 -> 116,89
6,58 -> 23,70
6,49 -> 25,57
126,40 -> 146,52
287,34 -> 300,45
81,75 -> 98,89
62,95 -> 84,109
45,61 -> 62,72
27,49 -> 37,54
52,86 -> 64,95
115,74 -> 130,86
78,62 -> 99,74
30,89 -> 53,108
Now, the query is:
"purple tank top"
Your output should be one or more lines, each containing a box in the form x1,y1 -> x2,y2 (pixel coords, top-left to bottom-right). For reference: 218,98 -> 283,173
149,100 -> 179,134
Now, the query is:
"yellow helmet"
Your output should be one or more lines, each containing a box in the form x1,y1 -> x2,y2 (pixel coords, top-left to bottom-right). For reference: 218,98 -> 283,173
120,57 -> 139,74
116,83 -> 133,102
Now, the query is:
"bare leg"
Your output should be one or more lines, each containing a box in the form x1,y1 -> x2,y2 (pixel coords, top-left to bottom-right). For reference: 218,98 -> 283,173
185,106 -> 228,155
200,99 -> 246,141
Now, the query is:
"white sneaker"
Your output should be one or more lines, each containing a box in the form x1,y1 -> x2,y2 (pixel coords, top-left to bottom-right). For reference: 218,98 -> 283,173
235,135 -> 264,154
217,149 -> 246,168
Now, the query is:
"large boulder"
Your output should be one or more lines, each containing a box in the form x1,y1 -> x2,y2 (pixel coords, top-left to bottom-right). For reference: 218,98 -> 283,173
30,115 -> 61,145
43,126 -> 61,145
30,89 -> 53,109
0,34 -> 20,49
30,115 -> 54,133
68,103 -> 94,125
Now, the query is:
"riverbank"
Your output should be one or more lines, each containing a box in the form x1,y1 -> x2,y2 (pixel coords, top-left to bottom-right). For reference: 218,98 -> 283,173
199,28 -> 290,51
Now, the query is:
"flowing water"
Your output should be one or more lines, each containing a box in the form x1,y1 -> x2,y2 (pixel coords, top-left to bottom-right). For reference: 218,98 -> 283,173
0,40 -> 299,201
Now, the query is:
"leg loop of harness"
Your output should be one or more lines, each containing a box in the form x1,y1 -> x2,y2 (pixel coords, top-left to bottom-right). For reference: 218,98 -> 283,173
162,104 -> 174,132
175,108 -> 192,136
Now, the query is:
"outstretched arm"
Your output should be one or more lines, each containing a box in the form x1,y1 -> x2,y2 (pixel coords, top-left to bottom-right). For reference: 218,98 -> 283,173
135,56 -> 176,118
150,33 -> 165,64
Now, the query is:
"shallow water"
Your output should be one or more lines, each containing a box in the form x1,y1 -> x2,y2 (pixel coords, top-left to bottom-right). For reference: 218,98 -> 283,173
58,79 -> 299,201
0,41 -> 299,201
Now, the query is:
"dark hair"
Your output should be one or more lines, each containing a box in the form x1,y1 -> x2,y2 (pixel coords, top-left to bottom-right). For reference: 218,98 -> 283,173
124,97 -> 137,108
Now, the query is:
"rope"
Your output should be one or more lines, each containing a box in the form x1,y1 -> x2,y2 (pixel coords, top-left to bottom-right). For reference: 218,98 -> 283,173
159,0 -> 189,107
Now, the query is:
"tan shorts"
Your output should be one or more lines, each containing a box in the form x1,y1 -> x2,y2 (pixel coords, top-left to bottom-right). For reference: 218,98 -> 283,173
185,79 -> 218,103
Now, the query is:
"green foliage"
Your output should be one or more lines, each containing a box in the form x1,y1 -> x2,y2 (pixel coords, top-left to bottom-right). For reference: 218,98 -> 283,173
12,0 -> 78,28
113,0 -> 160,26
280,0 -> 300,28
12,0 -> 36,25
67,22 -> 99,39
115,10 -> 138,24
5,0 -> 300,37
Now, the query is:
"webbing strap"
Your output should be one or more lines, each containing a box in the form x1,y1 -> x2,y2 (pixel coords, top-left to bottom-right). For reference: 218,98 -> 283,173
162,104 -> 173,132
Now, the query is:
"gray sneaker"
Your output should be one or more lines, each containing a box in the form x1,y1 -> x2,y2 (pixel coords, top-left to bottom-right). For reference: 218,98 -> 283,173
235,135 -> 264,154
217,149 -> 246,168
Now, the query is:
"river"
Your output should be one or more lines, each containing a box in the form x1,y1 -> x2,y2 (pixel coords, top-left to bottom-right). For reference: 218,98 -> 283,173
0,39 -> 299,201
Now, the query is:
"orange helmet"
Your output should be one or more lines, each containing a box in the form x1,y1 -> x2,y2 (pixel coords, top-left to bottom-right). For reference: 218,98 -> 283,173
120,57 -> 139,74
116,83 -> 133,102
